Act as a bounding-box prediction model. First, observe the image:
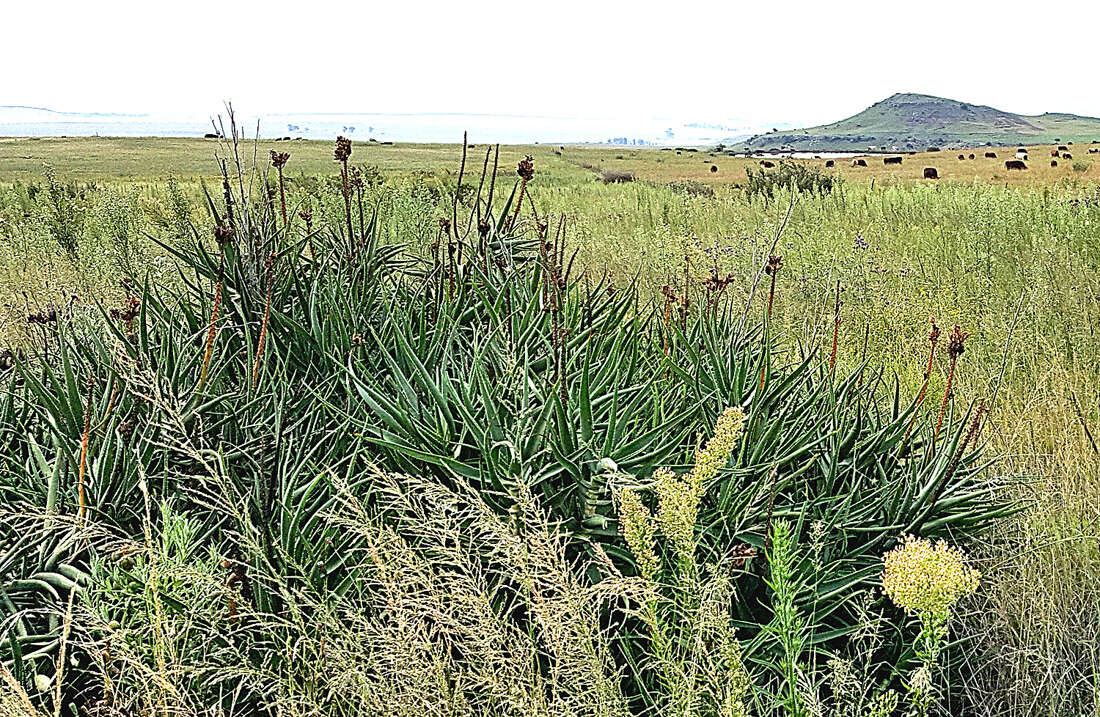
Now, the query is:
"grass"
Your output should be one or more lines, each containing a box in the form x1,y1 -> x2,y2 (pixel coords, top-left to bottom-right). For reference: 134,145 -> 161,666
2,135 -> 1099,187
1,135 -> 1098,715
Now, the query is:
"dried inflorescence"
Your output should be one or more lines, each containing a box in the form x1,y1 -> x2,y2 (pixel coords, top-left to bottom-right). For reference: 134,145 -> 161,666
27,307 -> 58,325
765,254 -> 783,317
334,136 -> 353,163
270,150 -> 290,169
947,325 -> 968,360
214,224 -> 235,247
764,254 -> 783,276
517,154 -> 535,181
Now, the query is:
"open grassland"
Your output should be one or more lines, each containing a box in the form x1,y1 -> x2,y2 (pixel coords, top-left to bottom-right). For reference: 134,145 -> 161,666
2,136 -> 1099,186
1,136 -> 1098,716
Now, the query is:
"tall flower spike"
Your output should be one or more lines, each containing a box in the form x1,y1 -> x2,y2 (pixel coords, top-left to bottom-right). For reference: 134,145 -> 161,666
689,407 -> 747,492
619,488 -> 659,582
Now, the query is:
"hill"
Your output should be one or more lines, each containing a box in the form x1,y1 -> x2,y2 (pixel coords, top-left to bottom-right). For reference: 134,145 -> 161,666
741,93 -> 1100,151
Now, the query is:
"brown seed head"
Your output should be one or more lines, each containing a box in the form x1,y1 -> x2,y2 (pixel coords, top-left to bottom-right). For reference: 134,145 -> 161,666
349,166 -> 364,190
214,224 -> 235,246
765,254 -> 783,276
270,150 -> 290,169
928,316 -> 941,345
517,155 -> 535,181
334,136 -> 352,162
947,325 -> 968,359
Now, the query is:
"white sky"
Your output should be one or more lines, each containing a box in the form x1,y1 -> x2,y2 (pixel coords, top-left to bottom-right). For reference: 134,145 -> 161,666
4,0 -> 1095,126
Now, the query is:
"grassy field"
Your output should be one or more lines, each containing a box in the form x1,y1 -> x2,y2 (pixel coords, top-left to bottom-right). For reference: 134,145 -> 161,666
2,135 -> 1098,186
1,136 -> 1098,716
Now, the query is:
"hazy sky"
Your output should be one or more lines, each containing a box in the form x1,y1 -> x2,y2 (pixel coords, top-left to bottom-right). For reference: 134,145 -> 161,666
5,0 -> 1094,126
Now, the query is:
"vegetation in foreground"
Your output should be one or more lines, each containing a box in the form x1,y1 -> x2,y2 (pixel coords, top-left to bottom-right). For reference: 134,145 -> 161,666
1,128 -> 1098,716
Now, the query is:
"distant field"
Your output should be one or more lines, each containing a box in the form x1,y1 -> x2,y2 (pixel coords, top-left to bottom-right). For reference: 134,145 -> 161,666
1,135 -> 1098,187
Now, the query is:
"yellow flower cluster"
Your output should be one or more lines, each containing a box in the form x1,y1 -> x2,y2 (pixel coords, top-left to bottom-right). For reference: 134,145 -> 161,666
882,535 -> 980,618
655,467 -> 697,563
689,407 -> 747,493
619,488 -> 660,581
618,408 -> 747,573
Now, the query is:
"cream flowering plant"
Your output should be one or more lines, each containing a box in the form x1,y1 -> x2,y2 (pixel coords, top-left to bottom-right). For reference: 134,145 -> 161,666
882,535 -> 980,715
617,406 -> 751,717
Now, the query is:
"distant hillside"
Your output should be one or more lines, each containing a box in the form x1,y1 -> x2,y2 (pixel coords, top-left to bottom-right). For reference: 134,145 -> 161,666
741,93 -> 1100,151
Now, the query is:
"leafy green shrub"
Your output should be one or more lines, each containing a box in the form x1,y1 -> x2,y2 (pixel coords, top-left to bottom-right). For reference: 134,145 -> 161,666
1072,161 -> 1090,173
41,165 -> 87,258
745,161 -> 838,202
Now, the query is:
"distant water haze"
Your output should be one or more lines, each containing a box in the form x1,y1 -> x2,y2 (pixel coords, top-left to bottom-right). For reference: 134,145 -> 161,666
0,107 -> 790,146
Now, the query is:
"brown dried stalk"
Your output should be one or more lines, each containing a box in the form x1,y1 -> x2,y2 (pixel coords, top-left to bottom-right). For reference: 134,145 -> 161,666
929,400 -> 987,517
270,150 -> 290,227
334,136 -> 354,241
77,376 -> 94,525
904,317 -> 941,440
198,281 -> 223,391
933,325 -> 968,445
252,252 -> 276,386
764,254 -> 783,318
829,281 -> 842,375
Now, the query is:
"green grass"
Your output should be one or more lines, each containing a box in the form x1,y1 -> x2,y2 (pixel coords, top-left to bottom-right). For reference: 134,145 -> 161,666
1,137 -> 1098,715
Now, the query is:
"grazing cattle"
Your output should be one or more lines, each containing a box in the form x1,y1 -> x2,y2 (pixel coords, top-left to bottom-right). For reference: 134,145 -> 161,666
923,167 -> 939,179
1063,152 -> 1073,159
1005,160 -> 1027,170
1016,151 -> 1028,160
710,165 -> 718,173
1058,145 -> 1068,151
761,161 -> 776,168
1089,148 -> 1099,154
825,159 -> 835,167
884,156 -> 903,165
1051,160 -> 1059,167
1051,149 -> 1060,157
851,159 -> 867,167
968,153 -> 975,159
203,133 -> 220,139
958,154 -> 965,160
985,152 -> 997,158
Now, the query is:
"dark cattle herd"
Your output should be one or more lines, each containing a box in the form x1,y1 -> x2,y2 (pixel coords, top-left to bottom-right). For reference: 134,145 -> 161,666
754,142 -> 1093,178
